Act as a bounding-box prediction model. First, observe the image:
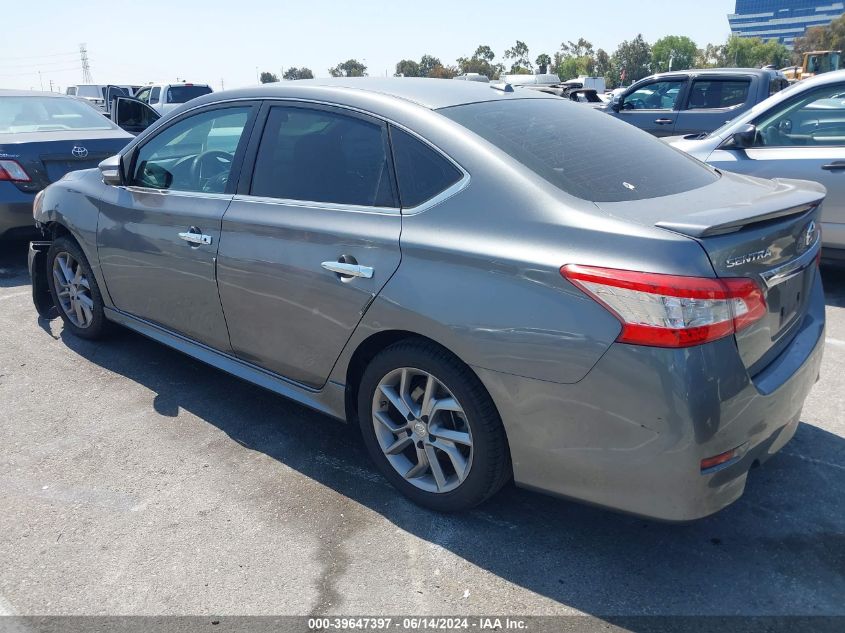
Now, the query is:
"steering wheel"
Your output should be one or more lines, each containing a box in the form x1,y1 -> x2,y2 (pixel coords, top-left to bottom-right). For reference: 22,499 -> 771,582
189,150 -> 233,192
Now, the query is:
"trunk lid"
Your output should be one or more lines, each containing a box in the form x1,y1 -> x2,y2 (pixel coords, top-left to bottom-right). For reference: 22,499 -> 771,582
595,172 -> 825,375
0,130 -> 131,194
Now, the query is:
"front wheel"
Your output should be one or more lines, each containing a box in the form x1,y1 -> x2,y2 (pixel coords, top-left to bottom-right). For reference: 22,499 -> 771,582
357,340 -> 510,512
47,236 -> 107,340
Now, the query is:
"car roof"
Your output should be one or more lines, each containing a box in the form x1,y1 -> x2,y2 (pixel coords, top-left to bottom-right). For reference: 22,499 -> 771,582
187,77 -> 553,111
649,68 -> 781,80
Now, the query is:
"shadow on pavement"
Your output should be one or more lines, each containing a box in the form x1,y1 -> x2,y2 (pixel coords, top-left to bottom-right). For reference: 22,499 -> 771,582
2,234 -> 842,617
52,322 -> 845,618
821,263 -> 845,307
0,238 -> 30,288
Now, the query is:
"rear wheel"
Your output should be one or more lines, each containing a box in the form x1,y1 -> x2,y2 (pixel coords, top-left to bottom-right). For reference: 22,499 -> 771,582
357,340 -> 510,511
47,237 -> 107,340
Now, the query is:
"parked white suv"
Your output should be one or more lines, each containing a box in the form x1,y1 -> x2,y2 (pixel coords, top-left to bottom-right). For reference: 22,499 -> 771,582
134,82 -> 213,115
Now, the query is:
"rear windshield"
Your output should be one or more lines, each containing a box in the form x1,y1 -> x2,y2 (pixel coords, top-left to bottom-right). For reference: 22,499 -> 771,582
166,86 -> 212,104
440,98 -> 718,202
0,96 -> 114,133
76,86 -> 103,99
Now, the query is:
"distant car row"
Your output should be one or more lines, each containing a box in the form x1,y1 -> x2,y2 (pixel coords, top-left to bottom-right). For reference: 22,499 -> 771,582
455,68 -> 790,138
65,82 -> 213,116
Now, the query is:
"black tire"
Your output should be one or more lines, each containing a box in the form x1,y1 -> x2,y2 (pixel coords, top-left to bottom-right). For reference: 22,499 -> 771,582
47,236 -> 108,340
357,339 -> 511,512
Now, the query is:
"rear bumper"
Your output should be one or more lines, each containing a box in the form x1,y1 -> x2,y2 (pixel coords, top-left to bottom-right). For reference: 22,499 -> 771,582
0,184 -> 36,237
476,270 -> 825,521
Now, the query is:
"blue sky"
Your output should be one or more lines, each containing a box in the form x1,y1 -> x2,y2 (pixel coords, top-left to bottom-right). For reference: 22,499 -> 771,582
1,0 -> 736,91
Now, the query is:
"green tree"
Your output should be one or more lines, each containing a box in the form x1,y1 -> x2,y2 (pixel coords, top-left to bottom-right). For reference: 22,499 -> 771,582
595,48 -> 612,82
610,34 -> 652,86
428,64 -> 458,79
723,36 -> 789,68
554,38 -> 595,80
328,59 -> 367,77
792,14 -> 845,63
395,59 -> 421,77
418,54 -> 442,77
457,45 -> 503,79
651,35 -> 698,72
282,67 -> 313,80
535,53 -> 552,74
259,71 -> 278,84
504,40 -> 532,73
695,42 -> 727,68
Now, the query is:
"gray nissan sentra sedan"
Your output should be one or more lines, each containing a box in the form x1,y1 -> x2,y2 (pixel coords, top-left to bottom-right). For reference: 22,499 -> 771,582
28,78 -> 826,521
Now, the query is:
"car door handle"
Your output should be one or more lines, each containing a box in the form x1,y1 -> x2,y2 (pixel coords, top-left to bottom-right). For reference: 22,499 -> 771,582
821,161 -> 845,170
654,118 -> 674,124
321,261 -> 374,279
178,231 -> 212,245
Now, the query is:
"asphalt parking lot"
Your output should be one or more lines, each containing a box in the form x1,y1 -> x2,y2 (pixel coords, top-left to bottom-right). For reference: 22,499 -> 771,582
0,238 -> 843,619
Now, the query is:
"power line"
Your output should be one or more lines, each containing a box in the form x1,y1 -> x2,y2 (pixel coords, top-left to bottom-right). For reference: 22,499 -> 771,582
0,66 -> 81,77
0,58 -> 90,69
0,51 -> 78,62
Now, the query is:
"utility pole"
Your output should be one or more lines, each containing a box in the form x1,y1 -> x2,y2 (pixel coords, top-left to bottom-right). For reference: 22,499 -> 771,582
80,43 -> 93,83
38,71 -> 44,91
49,79 -> 54,92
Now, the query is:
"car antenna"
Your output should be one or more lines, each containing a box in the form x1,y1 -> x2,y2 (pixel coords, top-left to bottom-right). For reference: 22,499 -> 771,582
489,82 -> 514,93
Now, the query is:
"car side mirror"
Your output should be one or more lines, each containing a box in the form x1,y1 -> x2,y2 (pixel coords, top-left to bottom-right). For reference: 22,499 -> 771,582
723,123 -> 757,149
611,99 -> 621,112
99,154 -> 123,186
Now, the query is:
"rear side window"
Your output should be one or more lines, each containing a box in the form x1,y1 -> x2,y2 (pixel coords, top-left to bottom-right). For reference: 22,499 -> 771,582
166,85 -> 212,104
390,127 -> 462,207
440,98 -> 718,202
250,106 -> 397,207
687,79 -> 750,109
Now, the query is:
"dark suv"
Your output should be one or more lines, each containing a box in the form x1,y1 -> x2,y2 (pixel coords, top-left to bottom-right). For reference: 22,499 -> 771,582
602,68 -> 789,136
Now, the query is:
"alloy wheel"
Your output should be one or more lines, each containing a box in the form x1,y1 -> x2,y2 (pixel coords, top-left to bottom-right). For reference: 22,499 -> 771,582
371,367 -> 473,493
52,252 -> 94,329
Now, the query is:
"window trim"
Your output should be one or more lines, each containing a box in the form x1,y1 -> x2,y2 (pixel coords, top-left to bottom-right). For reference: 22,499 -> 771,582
124,101 -> 260,195
387,123 -> 469,214
681,76 -> 752,112
118,95 -> 470,214
234,98 -> 469,215
238,101 -> 400,211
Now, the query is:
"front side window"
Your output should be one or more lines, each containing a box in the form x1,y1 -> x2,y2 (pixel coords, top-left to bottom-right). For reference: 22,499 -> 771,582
753,82 -> 845,147
622,80 -> 684,111
440,98 -> 718,203
135,87 -> 151,103
686,79 -> 750,110
149,87 -> 161,105
130,107 -> 251,193
390,126 -> 462,208
250,106 -> 397,207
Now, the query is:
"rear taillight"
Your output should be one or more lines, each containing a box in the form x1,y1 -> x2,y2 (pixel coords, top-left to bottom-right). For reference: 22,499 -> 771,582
561,264 -> 767,348
0,159 -> 31,183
